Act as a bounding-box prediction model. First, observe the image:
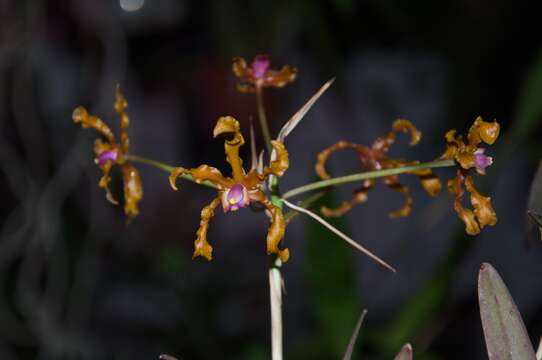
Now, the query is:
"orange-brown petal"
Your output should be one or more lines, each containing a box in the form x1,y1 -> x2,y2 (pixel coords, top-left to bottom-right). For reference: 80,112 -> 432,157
465,176 -> 497,228
193,196 -> 221,261
478,119 -> 500,145
98,160 -> 118,205
169,165 -> 233,191
315,140 -> 367,179
447,171 -> 481,235
321,185 -> 371,217
440,143 -> 459,160
213,116 -> 246,182
392,119 -> 421,146
383,176 -> 413,218
455,150 -> 476,170
232,57 -> 251,79
73,106 -> 115,143
121,163 -> 143,221
258,195 -> 289,262
446,172 -> 462,196
263,140 -> 289,178
242,169 -> 265,190
445,129 -> 460,145
414,168 -> 442,196
265,66 -> 297,88
454,197 -> 481,235
115,85 -> 130,154
372,131 -> 396,154
468,116 -> 500,146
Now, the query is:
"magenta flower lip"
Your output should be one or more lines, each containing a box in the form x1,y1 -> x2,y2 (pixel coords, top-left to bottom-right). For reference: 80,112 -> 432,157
95,149 -> 119,166
222,183 -> 250,212
251,55 -> 270,79
474,148 -> 493,174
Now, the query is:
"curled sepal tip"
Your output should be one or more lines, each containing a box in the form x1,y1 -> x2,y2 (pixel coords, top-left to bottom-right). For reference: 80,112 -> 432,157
169,167 -> 186,191
213,116 -> 241,138
392,119 -> 421,146
192,197 -> 221,261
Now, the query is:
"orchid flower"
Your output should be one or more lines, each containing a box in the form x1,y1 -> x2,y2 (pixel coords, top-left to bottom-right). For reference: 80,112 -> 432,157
315,119 -> 442,218
232,55 -> 297,93
73,86 -> 143,221
440,116 -> 500,235
169,116 -> 290,262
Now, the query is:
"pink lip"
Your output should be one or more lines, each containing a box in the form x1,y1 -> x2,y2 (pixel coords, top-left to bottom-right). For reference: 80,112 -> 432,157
96,149 -> 118,166
222,183 -> 250,212
251,55 -> 270,79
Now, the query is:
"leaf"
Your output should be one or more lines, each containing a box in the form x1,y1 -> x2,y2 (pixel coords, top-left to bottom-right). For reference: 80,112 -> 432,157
342,309 -> 368,360
478,262 -> 536,360
527,160 -> 542,241
277,78 -> 334,142
393,343 -> 413,360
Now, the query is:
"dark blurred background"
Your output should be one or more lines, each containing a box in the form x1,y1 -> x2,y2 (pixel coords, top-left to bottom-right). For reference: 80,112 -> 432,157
2,0 -> 542,359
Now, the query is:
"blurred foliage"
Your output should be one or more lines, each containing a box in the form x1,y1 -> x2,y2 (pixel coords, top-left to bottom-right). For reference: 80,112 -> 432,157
512,50 -> 542,143
298,191 -> 359,358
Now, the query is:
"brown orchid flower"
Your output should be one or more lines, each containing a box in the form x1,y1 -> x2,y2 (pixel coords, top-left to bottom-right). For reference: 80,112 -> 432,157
169,116 -> 290,262
315,119 -> 442,218
440,116 -> 500,235
232,55 -> 297,93
73,86 -> 143,221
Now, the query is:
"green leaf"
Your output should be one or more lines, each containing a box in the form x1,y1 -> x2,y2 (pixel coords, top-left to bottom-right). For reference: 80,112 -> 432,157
478,263 -> 536,360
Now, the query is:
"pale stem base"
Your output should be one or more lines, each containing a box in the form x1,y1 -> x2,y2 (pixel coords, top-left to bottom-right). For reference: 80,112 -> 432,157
269,258 -> 283,360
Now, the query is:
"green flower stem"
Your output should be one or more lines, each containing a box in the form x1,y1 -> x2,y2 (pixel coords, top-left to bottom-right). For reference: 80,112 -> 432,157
126,154 -> 175,172
256,85 -> 273,154
126,155 -> 218,189
282,159 -> 456,199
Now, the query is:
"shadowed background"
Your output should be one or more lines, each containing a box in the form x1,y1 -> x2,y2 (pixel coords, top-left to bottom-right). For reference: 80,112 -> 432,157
1,0 -> 542,359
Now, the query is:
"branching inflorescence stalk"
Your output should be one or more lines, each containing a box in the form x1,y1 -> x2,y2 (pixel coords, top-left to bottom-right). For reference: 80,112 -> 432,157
256,85 -> 273,154
127,155 -> 455,200
282,159 -> 455,199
